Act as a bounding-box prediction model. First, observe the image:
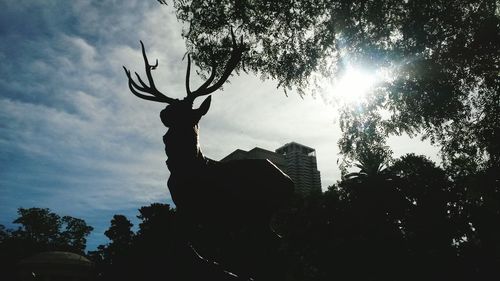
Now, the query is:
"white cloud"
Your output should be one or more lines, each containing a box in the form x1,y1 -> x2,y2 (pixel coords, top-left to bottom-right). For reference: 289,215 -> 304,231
62,35 -> 98,69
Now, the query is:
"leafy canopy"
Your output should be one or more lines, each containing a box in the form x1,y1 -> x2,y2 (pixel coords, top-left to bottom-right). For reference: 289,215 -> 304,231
7,207 -> 93,254
167,0 -> 499,168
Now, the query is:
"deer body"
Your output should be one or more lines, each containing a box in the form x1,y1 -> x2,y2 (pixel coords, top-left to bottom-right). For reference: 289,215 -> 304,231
123,31 -> 293,279
160,98 -> 293,226
123,30 -> 293,227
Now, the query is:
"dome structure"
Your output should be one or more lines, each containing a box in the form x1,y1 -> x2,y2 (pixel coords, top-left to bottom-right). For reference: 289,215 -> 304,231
18,251 -> 93,281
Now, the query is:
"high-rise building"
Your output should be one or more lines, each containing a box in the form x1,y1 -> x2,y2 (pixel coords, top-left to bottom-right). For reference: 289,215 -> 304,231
221,142 -> 322,194
275,142 -> 322,194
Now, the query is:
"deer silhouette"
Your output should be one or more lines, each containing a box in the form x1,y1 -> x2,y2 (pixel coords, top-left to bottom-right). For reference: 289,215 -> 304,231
123,30 -> 294,279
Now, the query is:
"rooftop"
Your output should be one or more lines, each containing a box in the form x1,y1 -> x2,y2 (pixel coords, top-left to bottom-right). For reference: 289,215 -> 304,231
275,141 -> 316,154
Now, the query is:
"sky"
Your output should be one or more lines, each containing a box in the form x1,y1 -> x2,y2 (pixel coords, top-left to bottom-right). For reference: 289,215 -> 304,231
0,0 -> 441,251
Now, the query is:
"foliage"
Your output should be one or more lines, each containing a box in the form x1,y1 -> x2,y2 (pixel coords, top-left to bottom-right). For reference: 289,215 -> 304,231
1,161 -> 499,280
452,165 -> 500,277
59,216 -> 95,253
0,208 -> 93,280
165,0 -> 500,167
391,154 -> 460,277
8,207 -> 93,254
338,101 -> 392,175
83,153 -> 498,280
104,215 -> 134,247
136,203 -> 177,238
282,154 -> 498,280
90,204 -> 183,281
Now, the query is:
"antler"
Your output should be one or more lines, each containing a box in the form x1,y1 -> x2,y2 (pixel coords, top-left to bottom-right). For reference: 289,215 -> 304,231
123,41 -> 177,104
185,27 -> 246,100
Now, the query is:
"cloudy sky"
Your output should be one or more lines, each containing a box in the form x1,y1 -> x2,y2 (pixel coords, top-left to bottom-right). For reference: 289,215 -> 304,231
0,1 -> 440,250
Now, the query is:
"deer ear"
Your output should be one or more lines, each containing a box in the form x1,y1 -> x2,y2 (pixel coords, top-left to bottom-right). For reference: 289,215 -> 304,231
196,96 -> 212,116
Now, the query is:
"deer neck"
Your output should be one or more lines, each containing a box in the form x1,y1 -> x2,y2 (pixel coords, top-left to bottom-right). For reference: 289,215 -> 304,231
163,125 -> 206,174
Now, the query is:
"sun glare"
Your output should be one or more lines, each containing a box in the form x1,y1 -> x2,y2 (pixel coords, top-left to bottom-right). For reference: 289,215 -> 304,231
318,64 -> 394,106
332,67 -> 377,103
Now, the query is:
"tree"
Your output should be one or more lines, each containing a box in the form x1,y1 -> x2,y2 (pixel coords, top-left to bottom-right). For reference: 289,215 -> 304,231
337,104 -> 393,184
0,208 -> 94,280
12,207 -> 62,247
453,165 -> 500,278
165,0 -> 499,167
342,144 -> 393,182
390,154 -> 459,279
0,225 -> 9,243
136,203 -> 176,239
103,215 -> 134,257
5,208 -> 94,254
96,215 -> 135,281
333,145 -> 409,279
60,216 -> 94,253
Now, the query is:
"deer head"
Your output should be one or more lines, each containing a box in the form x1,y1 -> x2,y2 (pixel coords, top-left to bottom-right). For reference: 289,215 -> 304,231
123,28 -> 246,129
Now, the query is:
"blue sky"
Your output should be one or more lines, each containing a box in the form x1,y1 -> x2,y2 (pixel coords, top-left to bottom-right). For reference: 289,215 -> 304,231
0,0 -> 440,251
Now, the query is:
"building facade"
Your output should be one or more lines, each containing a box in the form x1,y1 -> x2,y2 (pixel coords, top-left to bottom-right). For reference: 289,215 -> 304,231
221,142 -> 322,195
275,142 -> 322,194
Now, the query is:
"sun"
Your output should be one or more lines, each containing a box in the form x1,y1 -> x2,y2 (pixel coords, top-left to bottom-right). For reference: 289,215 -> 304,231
317,64 -> 393,105
332,66 -> 377,103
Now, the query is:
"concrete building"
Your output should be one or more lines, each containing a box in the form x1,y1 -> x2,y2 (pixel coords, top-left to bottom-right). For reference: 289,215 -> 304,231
275,142 -> 322,194
221,142 -> 322,195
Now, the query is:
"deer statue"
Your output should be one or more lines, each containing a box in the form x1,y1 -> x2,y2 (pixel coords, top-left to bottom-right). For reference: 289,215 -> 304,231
123,29 -> 294,280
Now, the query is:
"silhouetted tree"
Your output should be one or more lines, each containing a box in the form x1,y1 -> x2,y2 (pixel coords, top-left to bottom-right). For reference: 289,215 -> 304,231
3,208 -> 93,254
337,147 -> 408,280
164,0 -> 499,168
104,215 -> 134,259
342,146 -> 392,182
279,191 -> 344,281
97,215 -> 135,281
136,203 -> 177,239
133,204 -> 181,280
12,207 -> 62,249
452,165 -> 500,279
92,204 -> 185,281
59,216 -> 95,254
87,169 -> 500,281
337,105 -> 393,177
390,154 -> 458,280
0,208 -> 93,280
0,224 -> 9,243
